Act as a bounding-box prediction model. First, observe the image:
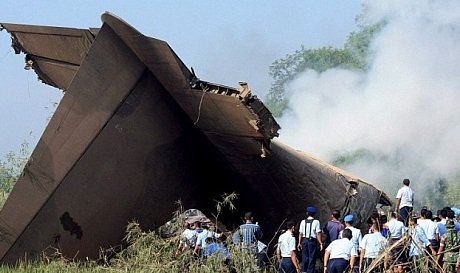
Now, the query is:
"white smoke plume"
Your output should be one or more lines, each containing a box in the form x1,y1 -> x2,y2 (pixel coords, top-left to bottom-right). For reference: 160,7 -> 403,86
278,1 -> 460,200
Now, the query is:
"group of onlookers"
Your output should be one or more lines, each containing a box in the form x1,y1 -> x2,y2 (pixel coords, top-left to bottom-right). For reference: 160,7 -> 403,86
276,206 -> 460,273
175,179 -> 459,273
277,178 -> 460,273
175,211 -> 265,271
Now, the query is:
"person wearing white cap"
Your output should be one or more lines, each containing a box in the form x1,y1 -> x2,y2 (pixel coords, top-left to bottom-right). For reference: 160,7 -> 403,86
298,206 -> 322,273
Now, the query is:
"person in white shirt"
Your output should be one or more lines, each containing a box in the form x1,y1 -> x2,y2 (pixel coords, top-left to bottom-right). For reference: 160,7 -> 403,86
339,215 -> 362,251
359,222 -> 387,272
386,211 -> 407,273
408,216 -> 435,259
418,209 -> 440,252
387,211 -> 406,240
395,178 -> 414,226
193,223 -> 216,257
324,229 -> 357,273
338,214 -> 362,273
298,206 -> 323,273
277,220 -> 301,273
175,222 -> 197,255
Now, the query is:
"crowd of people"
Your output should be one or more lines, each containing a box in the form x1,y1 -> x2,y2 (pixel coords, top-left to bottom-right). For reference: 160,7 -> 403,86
175,179 -> 460,273
175,211 -> 266,271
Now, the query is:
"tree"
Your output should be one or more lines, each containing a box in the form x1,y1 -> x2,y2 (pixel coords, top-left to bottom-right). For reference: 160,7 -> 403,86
264,15 -> 384,117
444,173 -> 460,207
0,141 -> 30,206
265,47 -> 358,116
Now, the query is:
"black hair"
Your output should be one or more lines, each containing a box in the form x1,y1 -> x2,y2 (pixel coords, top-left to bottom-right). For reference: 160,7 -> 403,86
332,210 -> 341,219
420,208 -> 428,218
244,212 -> 253,220
441,209 -> 448,218
403,178 -> 410,186
342,229 -> 352,240
367,211 -> 379,225
426,210 -> 433,220
286,220 -> 296,230
447,209 -> 455,219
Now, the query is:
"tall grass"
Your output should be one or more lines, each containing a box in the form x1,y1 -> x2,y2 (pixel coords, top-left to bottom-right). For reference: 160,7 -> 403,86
0,192 -> 276,272
0,192 -> 452,273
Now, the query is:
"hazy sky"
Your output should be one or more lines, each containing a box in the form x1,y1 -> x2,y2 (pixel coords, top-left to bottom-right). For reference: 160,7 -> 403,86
0,1 -> 362,156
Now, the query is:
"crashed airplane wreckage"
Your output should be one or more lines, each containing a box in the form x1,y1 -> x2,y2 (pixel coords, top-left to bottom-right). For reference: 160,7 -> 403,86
0,13 -> 391,264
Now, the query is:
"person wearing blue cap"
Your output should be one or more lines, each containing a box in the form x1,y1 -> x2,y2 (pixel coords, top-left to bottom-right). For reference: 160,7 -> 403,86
298,206 -> 322,273
339,215 -> 362,251
339,214 -> 362,273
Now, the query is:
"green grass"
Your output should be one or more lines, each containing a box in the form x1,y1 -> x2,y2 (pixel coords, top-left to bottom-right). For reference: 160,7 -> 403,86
0,221 -> 273,273
0,223 -> 447,273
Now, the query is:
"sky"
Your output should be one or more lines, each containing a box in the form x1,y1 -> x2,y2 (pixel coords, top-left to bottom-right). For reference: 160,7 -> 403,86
1,1 -> 459,205
0,0 -> 362,157
278,0 -> 460,200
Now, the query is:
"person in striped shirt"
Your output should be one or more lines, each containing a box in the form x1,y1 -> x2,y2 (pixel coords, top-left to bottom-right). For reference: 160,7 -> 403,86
238,211 -> 263,254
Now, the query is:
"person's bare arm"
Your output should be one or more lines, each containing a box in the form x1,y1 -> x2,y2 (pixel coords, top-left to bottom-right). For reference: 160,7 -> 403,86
317,232 -> 323,251
291,250 -> 301,273
360,248 -> 366,271
323,250 -> 330,272
395,198 -> 401,211
276,247 -> 281,263
298,232 -> 303,251
437,244 -> 444,263
193,241 -> 201,255
350,255 -> 356,269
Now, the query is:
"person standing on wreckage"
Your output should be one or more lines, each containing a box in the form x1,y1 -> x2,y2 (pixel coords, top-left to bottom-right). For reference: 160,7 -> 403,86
298,206 -> 323,273
395,178 -> 414,226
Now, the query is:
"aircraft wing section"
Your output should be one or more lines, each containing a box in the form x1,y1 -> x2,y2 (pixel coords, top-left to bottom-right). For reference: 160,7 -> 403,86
0,23 -> 97,90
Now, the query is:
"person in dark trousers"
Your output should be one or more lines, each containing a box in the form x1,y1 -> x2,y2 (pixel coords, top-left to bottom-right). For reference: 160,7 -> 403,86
298,206 -> 323,273
277,220 -> 301,273
324,229 -> 357,273
395,178 -> 414,226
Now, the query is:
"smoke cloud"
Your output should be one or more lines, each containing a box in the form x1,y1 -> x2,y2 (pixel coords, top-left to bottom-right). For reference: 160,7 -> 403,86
278,1 -> 460,200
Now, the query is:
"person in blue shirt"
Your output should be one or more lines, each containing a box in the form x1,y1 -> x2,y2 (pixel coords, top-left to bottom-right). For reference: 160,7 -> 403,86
203,237 -> 231,260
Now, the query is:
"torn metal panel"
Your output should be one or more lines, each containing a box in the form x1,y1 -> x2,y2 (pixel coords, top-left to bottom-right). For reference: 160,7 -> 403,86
0,23 -> 97,90
0,13 -> 391,264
